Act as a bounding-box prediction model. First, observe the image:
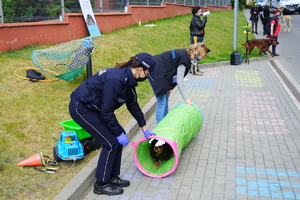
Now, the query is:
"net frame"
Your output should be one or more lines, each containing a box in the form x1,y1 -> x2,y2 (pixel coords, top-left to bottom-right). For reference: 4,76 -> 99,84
31,37 -> 96,81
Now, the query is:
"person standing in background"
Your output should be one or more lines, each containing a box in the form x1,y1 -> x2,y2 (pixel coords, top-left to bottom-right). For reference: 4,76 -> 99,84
189,6 -> 208,44
262,2 -> 273,35
266,9 -> 281,56
250,2 -> 260,34
189,7 -> 208,76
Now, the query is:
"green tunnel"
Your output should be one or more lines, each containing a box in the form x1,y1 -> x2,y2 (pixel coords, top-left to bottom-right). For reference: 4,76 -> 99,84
131,103 -> 203,178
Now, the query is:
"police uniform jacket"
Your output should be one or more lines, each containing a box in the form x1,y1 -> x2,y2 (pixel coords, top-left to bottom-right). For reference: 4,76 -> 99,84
149,49 -> 191,97
70,65 -> 146,136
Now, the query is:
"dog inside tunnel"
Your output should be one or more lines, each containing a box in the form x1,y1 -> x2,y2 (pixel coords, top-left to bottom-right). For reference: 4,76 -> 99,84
149,138 -> 174,169
134,137 -> 176,176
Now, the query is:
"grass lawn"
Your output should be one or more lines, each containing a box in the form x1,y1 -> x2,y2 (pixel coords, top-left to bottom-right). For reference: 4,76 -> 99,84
0,9 -> 260,200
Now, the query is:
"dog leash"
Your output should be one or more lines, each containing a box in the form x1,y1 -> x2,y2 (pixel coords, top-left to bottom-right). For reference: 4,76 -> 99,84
33,155 -> 60,173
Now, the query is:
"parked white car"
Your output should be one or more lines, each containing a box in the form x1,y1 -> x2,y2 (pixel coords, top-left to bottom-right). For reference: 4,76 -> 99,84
256,0 -> 269,7
270,0 -> 300,14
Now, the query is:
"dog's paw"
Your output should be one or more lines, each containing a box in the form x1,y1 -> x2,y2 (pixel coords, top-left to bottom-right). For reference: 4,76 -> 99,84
154,161 -> 161,169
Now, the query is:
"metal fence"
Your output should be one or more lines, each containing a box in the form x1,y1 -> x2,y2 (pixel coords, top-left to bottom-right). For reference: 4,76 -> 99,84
0,0 -> 230,24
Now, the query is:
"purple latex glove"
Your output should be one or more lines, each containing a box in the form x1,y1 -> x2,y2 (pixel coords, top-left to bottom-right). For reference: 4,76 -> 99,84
142,129 -> 156,139
116,132 -> 129,145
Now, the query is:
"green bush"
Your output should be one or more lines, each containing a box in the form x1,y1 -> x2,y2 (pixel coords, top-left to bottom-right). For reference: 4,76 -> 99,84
231,0 -> 247,10
2,0 -> 95,22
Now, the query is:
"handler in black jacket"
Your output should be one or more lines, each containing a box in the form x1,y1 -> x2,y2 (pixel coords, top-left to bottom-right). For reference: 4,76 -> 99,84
69,53 -> 156,196
262,2 -> 273,35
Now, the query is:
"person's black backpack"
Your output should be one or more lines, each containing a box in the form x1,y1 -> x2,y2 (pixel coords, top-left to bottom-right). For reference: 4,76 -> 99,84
264,16 -> 277,36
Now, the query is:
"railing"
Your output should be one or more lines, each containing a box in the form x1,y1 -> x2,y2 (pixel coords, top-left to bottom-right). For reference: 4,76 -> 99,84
0,0 -> 230,24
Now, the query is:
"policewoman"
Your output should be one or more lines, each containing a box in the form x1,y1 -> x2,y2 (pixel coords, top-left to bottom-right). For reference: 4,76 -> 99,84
69,53 -> 156,196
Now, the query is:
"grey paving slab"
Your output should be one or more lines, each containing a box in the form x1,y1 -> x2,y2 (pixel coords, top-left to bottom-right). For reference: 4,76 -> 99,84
74,58 -> 300,200
55,10 -> 300,200
244,10 -> 300,86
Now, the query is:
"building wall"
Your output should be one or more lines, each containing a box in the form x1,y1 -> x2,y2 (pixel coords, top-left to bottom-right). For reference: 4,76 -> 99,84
0,3 -> 232,53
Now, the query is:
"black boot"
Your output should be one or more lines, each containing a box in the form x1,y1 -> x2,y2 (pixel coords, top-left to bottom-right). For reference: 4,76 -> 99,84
93,182 -> 123,195
110,176 -> 130,187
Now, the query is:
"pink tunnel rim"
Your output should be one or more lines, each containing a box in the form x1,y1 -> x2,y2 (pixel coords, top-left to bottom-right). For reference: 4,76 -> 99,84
131,135 -> 179,178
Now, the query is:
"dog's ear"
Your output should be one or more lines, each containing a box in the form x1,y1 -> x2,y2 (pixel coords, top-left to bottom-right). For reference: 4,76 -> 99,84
272,39 -> 279,45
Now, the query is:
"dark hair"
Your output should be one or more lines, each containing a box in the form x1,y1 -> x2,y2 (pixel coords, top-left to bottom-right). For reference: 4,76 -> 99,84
192,6 -> 201,15
114,56 -> 143,68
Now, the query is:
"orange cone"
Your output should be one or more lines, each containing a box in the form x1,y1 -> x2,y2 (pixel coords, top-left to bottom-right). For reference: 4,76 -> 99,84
18,152 -> 45,166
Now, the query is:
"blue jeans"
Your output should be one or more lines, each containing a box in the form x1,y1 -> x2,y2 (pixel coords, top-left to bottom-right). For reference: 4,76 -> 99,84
190,36 -> 204,44
155,93 -> 169,123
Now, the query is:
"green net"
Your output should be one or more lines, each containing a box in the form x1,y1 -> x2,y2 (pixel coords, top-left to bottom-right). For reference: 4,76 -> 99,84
31,37 -> 96,81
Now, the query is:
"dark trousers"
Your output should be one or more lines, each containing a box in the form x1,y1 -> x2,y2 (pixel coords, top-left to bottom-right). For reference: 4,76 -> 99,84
262,17 -> 270,35
251,20 -> 258,32
190,36 -> 204,44
271,36 -> 278,54
189,36 -> 204,73
69,100 -> 123,183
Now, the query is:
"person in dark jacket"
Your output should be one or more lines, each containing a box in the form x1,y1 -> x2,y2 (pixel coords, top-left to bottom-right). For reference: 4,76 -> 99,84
149,43 -> 211,123
69,53 -> 156,196
189,6 -> 207,44
189,6 -> 208,76
262,2 -> 273,35
266,9 -> 281,56
250,3 -> 260,34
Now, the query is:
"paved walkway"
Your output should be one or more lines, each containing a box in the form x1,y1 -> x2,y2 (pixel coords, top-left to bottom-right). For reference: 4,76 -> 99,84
54,11 -> 300,200
244,9 -> 300,86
